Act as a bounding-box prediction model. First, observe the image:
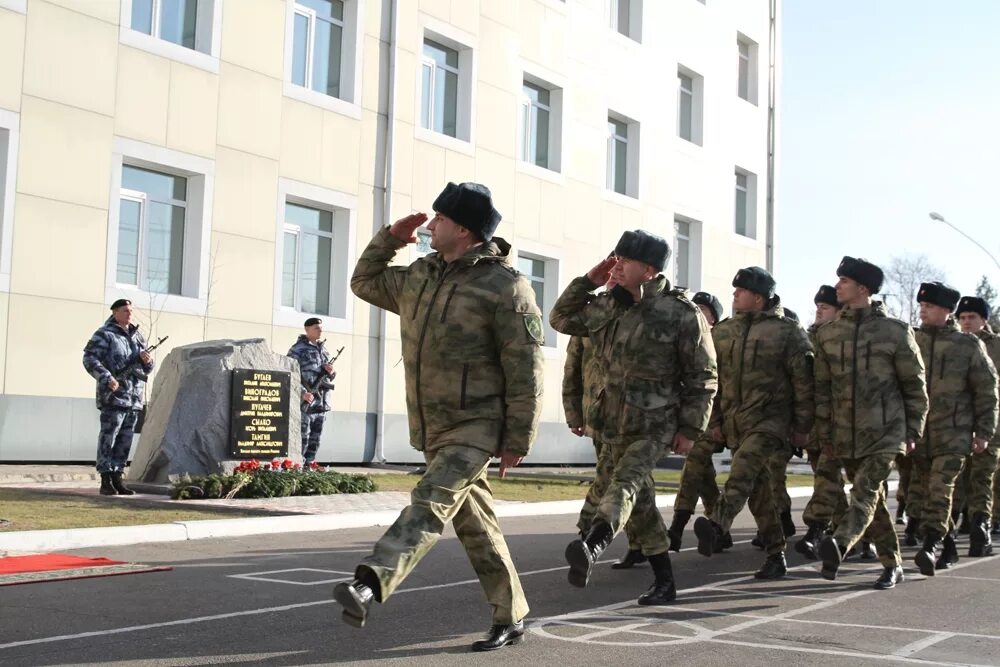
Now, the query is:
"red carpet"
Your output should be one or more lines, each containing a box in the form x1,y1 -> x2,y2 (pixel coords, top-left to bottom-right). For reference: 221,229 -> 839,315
0,553 -> 171,586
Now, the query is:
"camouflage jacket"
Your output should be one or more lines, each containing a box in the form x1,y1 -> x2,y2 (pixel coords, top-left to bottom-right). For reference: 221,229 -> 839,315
710,300 -> 815,445
562,336 -> 604,436
914,319 -> 998,457
974,326 -> 1000,446
82,316 -> 154,410
550,274 -> 717,445
814,301 -> 928,459
351,226 -> 544,457
287,335 -> 334,414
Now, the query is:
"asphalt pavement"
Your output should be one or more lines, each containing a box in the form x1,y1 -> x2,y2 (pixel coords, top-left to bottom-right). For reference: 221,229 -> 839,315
2,497 -> 998,666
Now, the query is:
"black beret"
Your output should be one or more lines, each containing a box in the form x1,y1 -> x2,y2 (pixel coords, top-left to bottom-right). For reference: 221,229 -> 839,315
432,182 -> 502,242
614,230 -> 670,272
732,266 -> 776,299
692,291 -> 724,324
836,256 -> 884,294
110,299 -> 132,310
917,282 -> 960,311
956,296 -> 991,320
814,285 -> 838,308
304,317 -> 322,327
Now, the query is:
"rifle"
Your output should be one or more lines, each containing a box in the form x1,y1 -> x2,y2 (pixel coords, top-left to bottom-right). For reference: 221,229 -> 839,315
303,344 -> 345,403
101,336 -> 168,403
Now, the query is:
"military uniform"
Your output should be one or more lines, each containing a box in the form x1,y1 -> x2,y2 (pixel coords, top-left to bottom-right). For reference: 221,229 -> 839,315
82,315 -> 154,476
288,333 -> 335,464
337,183 -> 543,640
909,311 -> 997,569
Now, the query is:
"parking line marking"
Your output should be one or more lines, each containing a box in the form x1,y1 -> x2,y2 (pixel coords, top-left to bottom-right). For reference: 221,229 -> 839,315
893,632 -> 956,658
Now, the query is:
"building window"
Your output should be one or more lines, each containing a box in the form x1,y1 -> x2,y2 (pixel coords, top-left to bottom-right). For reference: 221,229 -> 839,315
607,113 -> 639,198
610,0 -> 642,42
735,168 -> 757,239
118,165 -> 188,295
421,39 -> 460,138
291,0 -> 345,99
129,0 -> 216,53
677,66 -> 704,145
674,219 -> 690,288
737,34 -> 759,105
519,77 -> 563,172
518,253 -> 558,347
282,202 -> 339,316
0,109 -> 18,293
415,228 -> 433,255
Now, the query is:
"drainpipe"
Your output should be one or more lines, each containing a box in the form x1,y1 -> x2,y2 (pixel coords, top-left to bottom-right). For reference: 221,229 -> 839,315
765,0 -> 778,273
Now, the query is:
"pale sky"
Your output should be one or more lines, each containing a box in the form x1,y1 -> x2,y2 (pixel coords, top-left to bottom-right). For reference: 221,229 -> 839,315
776,1 -> 1000,323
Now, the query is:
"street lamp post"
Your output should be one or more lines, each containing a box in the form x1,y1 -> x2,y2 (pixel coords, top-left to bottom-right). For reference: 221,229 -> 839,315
928,211 -> 1000,272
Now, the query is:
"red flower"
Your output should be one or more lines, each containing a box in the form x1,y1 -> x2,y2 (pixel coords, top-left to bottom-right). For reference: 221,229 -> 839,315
309,461 -> 320,470
281,459 -> 294,470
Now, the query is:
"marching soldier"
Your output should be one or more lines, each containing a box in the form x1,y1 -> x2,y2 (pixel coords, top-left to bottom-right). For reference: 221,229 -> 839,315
908,285 -> 998,573
550,230 -> 717,606
82,299 -> 154,496
814,257 -> 928,590
693,267 -> 814,581
287,317 -> 337,466
334,182 -> 544,652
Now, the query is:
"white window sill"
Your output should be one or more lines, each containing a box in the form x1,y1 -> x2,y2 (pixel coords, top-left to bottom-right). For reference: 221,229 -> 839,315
608,29 -> 641,47
107,286 -> 208,317
601,189 -> 642,210
732,231 -> 760,247
675,137 -> 703,153
273,307 -> 352,334
415,126 -> 475,157
0,0 -> 27,13
516,160 -> 564,185
738,95 -> 760,108
283,81 -> 363,120
119,28 -> 220,75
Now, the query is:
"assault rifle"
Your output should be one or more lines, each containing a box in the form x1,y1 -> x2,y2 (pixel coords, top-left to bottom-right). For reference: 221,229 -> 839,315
303,344 -> 345,403
101,336 -> 168,403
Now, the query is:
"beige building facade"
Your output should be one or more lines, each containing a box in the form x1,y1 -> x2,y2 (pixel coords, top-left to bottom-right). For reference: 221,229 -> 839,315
0,0 -> 778,463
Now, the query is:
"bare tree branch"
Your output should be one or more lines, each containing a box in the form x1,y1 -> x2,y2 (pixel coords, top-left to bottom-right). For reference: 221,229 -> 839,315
882,254 -> 947,326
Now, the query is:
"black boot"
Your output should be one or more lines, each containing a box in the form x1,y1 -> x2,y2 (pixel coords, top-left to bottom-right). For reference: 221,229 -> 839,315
566,521 -> 614,587
693,517 -> 724,557
957,508 -> 970,535
754,552 -> 787,580
818,536 -> 844,580
99,472 -> 117,496
859,540 -> 876,560
936,533 -> 959,570
637,553 -> 676,605
895,501 -> 907,525
968,512 -> 992,557
780,510 -> 797,537
904,516 -> 920,547
794,523 -> 823,560
714,531 -> 734,553
471,621 -> 525,651
874,565 -> 904,590
750,531 -> 765,549
611,548 -> 647,570
110,471 -> 135,496
914,534 -> 941,577
667,510 -> 692,552
333,570 -> 379,628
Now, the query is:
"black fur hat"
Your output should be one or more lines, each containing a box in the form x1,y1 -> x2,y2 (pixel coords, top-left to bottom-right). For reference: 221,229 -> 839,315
732,266 -> 776,299
956,296 -> 991,320
836,256 -> 884,294
614,230 -> 670,272
432,182 -> 502,241
917,281 -> 960,311
692,291 -> 724,324
814,285 -> 838,308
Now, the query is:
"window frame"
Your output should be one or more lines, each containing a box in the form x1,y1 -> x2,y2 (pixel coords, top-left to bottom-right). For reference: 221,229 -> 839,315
737,33 -> 759,105
672,215 -> 702,291
734,167 -> 758,239
609,0 -> 643,43
116,170 -> 189,296
119,0 -> 223,74
519,74 -> 564,174
515,246 -> 561,349
421,39 -> 461,139
0,108 -> 19,294
677,65 -> 704,146
606,111 -> 640,200
415,19 -> 477,152
281,201 -> 337,316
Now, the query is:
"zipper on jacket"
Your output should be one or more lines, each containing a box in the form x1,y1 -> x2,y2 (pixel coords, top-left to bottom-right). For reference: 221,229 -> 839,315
926,331 -> 937,450
938,354 -> 945,380
952,403 -> 958,428
851,317 -> 861,458
751,339 -> 760,370
881,394 -> 887,425
411,279 -> 429,320
840,340 -> 846,372
736,318 -> 755,411
865,341 -> 871,370
414,267 -> 454,447
439,284 -> 458,322
460,363 -> 469,409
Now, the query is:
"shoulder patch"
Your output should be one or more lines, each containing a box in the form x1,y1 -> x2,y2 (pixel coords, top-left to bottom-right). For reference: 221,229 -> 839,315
523,313 -> 544,344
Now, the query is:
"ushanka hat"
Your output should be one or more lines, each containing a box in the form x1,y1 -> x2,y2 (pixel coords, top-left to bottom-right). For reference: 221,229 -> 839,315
614,230 -> 670,272
956,296 -> 991,320
917,281 -> 961,311
432,182 -> 502,242
732,266 -> 776,299
814,285 -> 838,308
836,256 -> 884,294
692,291 -> 724,324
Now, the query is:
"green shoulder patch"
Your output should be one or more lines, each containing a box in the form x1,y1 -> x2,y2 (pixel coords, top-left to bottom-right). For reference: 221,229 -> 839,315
523,314 -> 544,344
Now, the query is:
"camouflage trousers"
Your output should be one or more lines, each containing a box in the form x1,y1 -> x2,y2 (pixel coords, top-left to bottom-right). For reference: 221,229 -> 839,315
674,436 -> 721,515
358,445 -> 528,624
593,437 -> 670,556
577,437 -> 645,550
710,432 -> 784,555
895,453 -> 912,504
96,407 -> 138,473
834,454 -> 902,567
952,446 -> 1000,520
908,454 -> 966,539
300,412 -> 326,464
802,448 -> 848,528
767,440 -> 793,514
